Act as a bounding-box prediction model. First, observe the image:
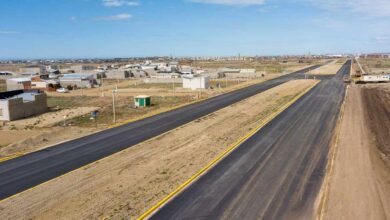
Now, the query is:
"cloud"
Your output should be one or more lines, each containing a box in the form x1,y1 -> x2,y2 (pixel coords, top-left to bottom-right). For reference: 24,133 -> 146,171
189,0 -> 266,6
0,30 -> 20,34
303,0 -> 390,17
69,16 -> 77,21
94,13 -> 132,21
102,0 -> 139,7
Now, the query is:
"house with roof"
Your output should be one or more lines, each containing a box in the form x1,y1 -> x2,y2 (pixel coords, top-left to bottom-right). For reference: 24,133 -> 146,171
0,90 -> 47,121
6,78 -> 32,91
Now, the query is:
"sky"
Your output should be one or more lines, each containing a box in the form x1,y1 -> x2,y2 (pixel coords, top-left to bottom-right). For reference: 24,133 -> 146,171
0,0 -> 389,59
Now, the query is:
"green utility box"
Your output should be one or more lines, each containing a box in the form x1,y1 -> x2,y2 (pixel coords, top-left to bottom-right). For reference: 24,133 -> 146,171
134,95 -> 151,107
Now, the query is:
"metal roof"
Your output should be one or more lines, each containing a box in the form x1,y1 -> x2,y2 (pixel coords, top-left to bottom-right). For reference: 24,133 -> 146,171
60,73 -> 93,80
135,95 -> 151,98
7,77 -> 31,82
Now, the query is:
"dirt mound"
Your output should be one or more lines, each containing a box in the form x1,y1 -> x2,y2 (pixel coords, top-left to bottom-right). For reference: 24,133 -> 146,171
362,86 -> 390,167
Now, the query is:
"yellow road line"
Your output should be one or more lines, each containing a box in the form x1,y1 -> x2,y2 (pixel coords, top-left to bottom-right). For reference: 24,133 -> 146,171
137,81 -> 319,220
0,153 -> 24,163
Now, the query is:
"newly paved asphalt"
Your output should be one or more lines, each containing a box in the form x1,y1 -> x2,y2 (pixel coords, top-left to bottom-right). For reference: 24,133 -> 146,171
0,64 -> 325,200
150,61 -> 351,220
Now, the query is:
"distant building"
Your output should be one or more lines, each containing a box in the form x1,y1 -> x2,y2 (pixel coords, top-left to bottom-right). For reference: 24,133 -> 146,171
70,65 -> 97,73
0,71 -> 14,80
218,68 -> 241,78
6,78 -> 32,91
105,69 -> 131,79
0,90 -> 47,121
238,69 -> 257,78
183,75 -> 210,90
59,73 -> 97,89
31,76 -> 60,91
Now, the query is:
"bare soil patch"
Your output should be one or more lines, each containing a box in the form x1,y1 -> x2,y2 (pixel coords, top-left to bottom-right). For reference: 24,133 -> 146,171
322,85 -> 390,220
7,107 -> 100,129
0,79 -> 317,220
362,85 -> 390,167
0,127 -> 97,158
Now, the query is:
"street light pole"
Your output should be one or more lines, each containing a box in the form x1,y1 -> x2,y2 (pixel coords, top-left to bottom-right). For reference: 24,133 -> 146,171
199,76 -> 202,99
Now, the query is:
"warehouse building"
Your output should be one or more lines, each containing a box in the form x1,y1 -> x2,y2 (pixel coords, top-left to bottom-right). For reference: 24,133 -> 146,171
183,75 -> 210,90
0,90 -> 47,121
59,73 -> 97,89
218,68 -> 241,78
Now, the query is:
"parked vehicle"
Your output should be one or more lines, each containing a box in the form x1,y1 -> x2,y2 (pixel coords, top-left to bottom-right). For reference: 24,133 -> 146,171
343,75 -> 351,83
56,87 -> 69,93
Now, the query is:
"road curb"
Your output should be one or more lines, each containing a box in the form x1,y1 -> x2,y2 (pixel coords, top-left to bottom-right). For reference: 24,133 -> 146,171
137,81 -> 320,220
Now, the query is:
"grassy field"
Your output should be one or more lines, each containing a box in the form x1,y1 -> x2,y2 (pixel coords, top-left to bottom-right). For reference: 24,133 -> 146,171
130,83 -> 182,89
360,58 -> 390,69
0,80 -> 6,92
359,58 -> 390,73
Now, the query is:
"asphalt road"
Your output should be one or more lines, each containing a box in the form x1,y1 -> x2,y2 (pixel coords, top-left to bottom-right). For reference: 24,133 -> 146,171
150,61 -> 351,220
0,64 -> 325,200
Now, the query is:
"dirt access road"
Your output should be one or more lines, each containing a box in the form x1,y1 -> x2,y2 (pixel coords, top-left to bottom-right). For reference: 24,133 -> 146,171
322,85 -> 390,220
0,80 -> 317,220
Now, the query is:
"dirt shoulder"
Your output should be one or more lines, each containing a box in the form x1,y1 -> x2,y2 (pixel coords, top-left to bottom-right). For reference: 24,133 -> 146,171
0,127 -> 97,158
322,85 -> 390,220
0,79 -> 318,220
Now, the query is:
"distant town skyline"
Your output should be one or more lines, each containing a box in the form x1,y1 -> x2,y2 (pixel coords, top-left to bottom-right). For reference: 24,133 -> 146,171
1,0 -> 390,59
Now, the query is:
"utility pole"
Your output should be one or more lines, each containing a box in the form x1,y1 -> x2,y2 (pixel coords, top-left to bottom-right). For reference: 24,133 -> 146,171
112,90 -> 116,124
199,76 -> 202,99
225,74 -> 228,88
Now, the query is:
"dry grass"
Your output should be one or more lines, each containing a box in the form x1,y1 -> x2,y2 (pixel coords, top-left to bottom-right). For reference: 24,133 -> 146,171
183,59 -> 325,74
47,95 -> 195,127
359,58 -> 390,74
0,80 -> 6,92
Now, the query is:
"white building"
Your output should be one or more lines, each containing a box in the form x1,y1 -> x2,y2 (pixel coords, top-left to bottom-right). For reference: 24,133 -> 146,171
183,76 -> 210,90
362,75 -> 390,83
